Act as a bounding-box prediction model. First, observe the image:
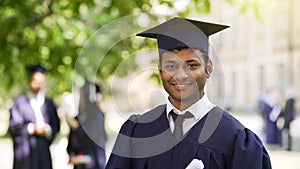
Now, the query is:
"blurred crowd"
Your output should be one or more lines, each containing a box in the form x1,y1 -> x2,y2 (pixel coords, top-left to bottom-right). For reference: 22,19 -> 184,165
7,65 -> 107,169
257,87 -> 296,151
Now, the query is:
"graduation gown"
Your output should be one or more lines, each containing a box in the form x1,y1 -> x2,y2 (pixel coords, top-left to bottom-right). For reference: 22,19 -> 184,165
106,105 -> 271,169
9,95 -> 60,169
67,82 -> 107,169
67,117 -> 107,169
262,102 -> 279,144
282,98 -> 295,129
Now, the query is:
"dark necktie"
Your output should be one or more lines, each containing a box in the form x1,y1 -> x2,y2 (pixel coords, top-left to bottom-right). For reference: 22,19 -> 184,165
170,110 -> 193,141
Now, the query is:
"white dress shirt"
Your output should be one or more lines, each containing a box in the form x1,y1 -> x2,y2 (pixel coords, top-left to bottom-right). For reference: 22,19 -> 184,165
27,90 -> 52,138
28,90 -> 46,127
166,94 -> 215,134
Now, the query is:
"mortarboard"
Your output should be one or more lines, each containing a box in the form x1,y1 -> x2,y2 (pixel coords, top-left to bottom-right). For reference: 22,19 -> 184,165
26,65 -> 47,75
137,17 -> 229,55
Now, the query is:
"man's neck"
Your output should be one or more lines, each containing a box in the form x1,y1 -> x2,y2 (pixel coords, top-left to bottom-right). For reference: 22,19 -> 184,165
169,96 -> 203,111
28,89 -> 45,98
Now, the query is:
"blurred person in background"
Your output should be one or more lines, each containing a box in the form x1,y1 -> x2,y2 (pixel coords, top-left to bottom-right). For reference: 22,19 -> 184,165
278,88 -> 295,151
62,80 -> 107,169
262,88 -> 281,147
256,91 -> 268,133
257,91 -> 267,122
9,65 -> 60,169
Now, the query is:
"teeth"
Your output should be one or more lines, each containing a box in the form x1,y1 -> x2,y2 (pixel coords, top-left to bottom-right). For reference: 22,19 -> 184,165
176,84 -> 185,88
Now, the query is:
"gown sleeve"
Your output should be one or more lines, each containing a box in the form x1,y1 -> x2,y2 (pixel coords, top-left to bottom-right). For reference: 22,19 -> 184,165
106,115 -> 138,169
231,128 -> 272,169
9,99 -> 30,138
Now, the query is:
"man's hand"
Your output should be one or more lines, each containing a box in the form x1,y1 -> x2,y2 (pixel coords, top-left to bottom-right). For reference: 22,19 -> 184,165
34,125 -> 47,136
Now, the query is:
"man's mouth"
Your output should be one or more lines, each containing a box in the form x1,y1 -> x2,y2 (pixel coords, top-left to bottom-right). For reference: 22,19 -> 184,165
172,82 -> 193,90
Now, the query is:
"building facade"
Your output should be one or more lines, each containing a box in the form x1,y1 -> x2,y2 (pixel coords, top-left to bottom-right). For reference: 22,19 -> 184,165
202,0 -> 300,112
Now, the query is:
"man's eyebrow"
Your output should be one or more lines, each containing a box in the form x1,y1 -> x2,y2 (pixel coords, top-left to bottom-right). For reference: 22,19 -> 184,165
185,59 -> 200,63
163,60 -> 176,64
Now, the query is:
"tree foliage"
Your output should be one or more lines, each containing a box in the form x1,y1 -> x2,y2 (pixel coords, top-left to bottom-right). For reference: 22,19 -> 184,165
0,0 -> 264,104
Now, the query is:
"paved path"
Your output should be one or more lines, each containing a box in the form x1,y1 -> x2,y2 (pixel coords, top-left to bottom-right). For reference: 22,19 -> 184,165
0,137 -> 73,169
1,114 -> 300,169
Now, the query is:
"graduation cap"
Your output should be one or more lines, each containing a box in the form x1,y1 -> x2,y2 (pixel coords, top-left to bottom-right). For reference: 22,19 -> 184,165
137,17 -> 229,55
26,65 -> 47,75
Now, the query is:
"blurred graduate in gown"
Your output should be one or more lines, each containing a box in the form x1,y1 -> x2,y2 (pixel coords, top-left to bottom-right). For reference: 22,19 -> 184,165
262,89 -> 281,145
278,89 -> 295,151
63,80 -> 107,169
9,65 -> 60,169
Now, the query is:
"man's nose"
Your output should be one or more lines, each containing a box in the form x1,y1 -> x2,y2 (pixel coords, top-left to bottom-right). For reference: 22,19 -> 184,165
174,66 -> 189,80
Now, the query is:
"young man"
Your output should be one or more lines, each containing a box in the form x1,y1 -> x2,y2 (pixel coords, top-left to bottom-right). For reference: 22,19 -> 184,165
106,17 -> 272,169
9,65 -> 60,169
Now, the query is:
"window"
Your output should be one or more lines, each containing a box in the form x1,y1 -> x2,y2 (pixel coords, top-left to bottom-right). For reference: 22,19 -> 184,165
278,63 -> 286,93
259,65 -> 265,91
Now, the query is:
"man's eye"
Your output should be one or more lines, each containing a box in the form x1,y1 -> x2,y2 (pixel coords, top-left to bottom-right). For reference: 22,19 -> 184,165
187,64 -> 198,69
165,65 -> 176,70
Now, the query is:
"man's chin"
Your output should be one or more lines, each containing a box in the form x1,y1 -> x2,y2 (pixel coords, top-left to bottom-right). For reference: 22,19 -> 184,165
172,95 -> 200,103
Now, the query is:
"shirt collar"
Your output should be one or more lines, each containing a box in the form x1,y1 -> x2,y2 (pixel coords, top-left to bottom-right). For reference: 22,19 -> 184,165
27,89 -> 46,106
166,93 -> 215,120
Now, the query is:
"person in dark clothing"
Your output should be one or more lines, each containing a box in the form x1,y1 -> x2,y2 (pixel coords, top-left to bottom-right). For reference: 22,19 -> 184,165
279,89 -> 295,151
106,17 -> 272,169
262,89 -> 281,146
9,65 -> 60,169
64,80 -> 107,169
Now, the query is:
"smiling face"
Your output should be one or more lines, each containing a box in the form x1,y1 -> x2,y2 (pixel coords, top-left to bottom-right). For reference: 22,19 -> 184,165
159,48 -> 212,110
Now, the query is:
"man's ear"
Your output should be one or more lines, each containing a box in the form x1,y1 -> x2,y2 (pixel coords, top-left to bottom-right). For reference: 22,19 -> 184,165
206,59 -> 213,78
158,64 -> 162,76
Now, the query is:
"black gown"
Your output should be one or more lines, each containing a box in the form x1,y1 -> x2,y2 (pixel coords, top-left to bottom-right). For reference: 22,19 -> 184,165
106,105 -> 271,169
9,95 -> 60,169
67,82 -> 107,169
